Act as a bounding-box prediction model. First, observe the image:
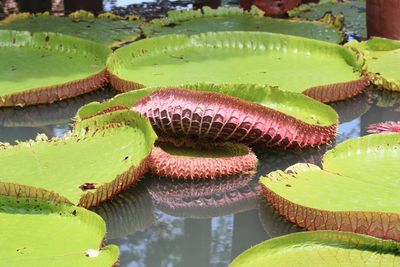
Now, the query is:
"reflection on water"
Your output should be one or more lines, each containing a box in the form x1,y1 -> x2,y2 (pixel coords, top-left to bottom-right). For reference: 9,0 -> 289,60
0,88 -> 399,266
0,88 -> 115,143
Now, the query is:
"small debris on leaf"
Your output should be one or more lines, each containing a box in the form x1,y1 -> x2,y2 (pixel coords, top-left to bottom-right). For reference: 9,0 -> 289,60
85,249 -> 100,258
79,183 -> 97,191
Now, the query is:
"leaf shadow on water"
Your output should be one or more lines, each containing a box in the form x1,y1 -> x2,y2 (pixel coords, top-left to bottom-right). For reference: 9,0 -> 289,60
0,87 -> 116,128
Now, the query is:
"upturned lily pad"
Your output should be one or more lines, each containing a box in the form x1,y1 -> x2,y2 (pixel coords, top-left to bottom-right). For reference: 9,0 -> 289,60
288,0 -> 366,39
230,231 -> 400,266
149,142 -> 258,179
147,173 -> 259,218
0,109 -> 156,207
0,194 -> 119,266
134,88 -> 338,148
0,11 -> 141,47
78,84 -> 338,148
261,133 -> 400,241
141,6 -> 344,43
107,31 -> 368,102
368,121 -> 400,133
347,38 -> 400,91
0,30 -> 110,107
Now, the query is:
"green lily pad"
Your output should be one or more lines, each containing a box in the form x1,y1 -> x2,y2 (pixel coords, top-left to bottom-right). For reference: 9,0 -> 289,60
0,11 -> 141,47
107,31 -> 367,102
230,231 -> 400,266
0,194 -> 119,266
149,142 -> 258,179
141,6 -> 344,43
0,109 -> 156,207
347,38 -> 400,91
0,30 -> 110,107
288,0 -> 366,39
261,133 -> 400,241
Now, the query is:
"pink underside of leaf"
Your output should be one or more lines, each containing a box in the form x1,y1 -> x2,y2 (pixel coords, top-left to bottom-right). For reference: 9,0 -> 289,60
367,121 -> 400,133
262,187 -> 400,242
148,145 -> 258,179
303,76 -> 370,103
0,70 -> 109,107
132,88 -> 337,149
78,157 -> 149,208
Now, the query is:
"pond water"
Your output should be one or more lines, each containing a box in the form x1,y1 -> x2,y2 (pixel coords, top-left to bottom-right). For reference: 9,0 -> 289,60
1,1 -> 398,266
0,86 -> 399,267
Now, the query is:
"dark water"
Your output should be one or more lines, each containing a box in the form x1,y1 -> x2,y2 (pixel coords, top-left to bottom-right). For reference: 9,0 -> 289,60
0,86 -> 399,267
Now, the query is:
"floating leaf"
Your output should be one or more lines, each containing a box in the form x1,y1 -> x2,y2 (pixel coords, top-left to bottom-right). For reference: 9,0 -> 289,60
261,133 -> 400,241
0,109 -> 156,207
107,31 -> 368,102
0,195 -> 119,266
368,121 -> 400,133
0,11 -> 140,47
230,231 -> 400,266
142,6 -> 344,43
289,0 -> 366,39
347,38 -> 400,91
132,88 -> 338,148
77,84 -> 338,148
149,142 -> 258,179
0,30 -> 110,107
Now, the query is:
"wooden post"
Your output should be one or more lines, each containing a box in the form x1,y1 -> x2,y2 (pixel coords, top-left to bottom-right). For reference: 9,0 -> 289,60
367,0 -> 400,40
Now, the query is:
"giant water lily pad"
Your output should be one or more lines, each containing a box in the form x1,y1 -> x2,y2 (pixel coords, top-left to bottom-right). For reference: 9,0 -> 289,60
77,84 -> 339,148
142,6 -> 344,43
107,31 -> 368,102
0,11 -> 140,47
288,0 -> 366,39
0,194 -> 119,266
347,38 -> 400,91
0,109 -> 156,207
0,30 -> 110,107
230,231 -> 400,266
261,133 -> 400,241
149,142 -> 258,179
